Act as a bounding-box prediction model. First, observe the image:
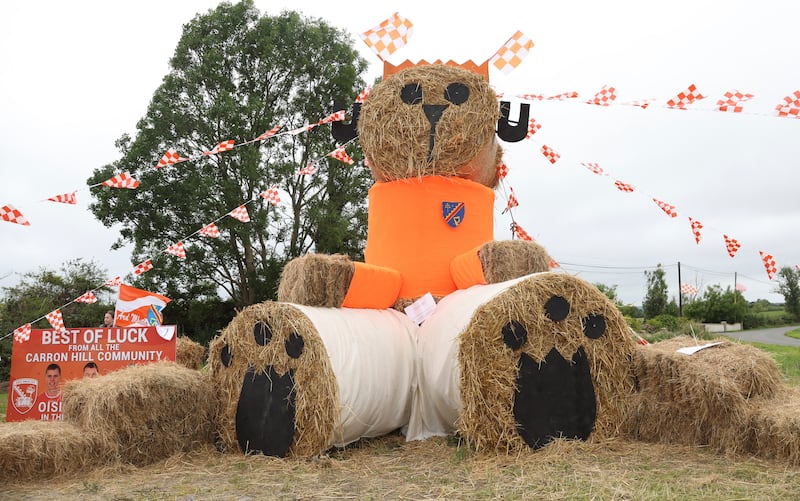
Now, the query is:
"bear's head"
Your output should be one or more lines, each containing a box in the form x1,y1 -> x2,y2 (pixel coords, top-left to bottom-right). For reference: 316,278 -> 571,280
357,64 -> 503,188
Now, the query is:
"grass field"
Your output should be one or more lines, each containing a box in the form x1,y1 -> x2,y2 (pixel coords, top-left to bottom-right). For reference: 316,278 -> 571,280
2,334 -> 800,499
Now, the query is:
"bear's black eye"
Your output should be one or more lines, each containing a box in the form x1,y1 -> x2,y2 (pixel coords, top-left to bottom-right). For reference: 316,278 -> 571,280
400,83 -> 423,105
445,82 -> 469,105
582,313 -> 606,339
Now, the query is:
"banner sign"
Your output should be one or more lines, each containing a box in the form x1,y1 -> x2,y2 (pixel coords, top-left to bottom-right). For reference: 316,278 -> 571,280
6,326 -> 176,422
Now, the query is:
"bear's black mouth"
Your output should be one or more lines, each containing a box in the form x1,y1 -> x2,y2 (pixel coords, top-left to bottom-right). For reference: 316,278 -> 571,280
513,346 -> 597,449
235,365 -> 296,456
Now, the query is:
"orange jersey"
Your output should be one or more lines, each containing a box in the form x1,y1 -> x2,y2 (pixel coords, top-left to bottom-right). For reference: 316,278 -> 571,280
343,176 -> 494,308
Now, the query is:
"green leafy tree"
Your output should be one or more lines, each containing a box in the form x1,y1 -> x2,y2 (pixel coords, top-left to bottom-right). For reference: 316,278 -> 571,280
593,283 -> 621,306
684,284 -> 747,324
775,266 -> 800,320
87,2 -> 371,308
0,259 -> 113,380
642,264 -> 669,319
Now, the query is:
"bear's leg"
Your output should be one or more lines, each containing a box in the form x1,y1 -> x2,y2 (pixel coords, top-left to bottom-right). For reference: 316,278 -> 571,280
209,301 -> 417,457
410,272 -> 637,452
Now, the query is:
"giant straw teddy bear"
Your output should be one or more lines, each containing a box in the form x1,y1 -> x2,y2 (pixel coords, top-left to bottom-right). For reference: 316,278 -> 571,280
207,61 -> 643,457
3,58 -> 800,484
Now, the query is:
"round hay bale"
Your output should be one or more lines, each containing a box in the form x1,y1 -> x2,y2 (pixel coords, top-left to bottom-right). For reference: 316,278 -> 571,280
358,64 -> 500,183
209,302 -> 339,457
0,421 -> 108,481
62,361 -> 216,466
457,273 -> 637,452
176,335 -> 207,369
209,301 -> 417,458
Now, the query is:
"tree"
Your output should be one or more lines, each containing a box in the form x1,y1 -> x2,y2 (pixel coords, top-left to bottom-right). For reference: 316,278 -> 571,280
642,264 -> 669,319
87,2 -> 372,308
0,259 -> 113,380
775,266 -> 800,320
593,283 -> 621,306
684,284 -> 747,324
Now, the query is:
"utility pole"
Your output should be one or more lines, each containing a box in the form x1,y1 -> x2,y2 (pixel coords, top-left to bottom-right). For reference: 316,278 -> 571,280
734,272 -> 738,303
678,261 -> 683,317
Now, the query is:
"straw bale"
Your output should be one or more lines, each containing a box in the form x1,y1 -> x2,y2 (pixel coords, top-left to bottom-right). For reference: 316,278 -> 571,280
634,336 -> 781,399
458,273 -> 637,453
176,335 -> 207,369
62,361 -> 216,466
622,336 -> 786,456
278,253 -> 354,307
479,240 -> 552,284
0,420 -> 108,482
741,387 -> 800,465
358,64 -> 500,182
208,301 -> 338,457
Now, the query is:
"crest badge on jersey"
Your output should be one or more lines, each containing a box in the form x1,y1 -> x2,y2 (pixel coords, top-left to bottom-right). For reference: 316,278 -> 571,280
442,201 -> 465,228
11,378 -> 38,414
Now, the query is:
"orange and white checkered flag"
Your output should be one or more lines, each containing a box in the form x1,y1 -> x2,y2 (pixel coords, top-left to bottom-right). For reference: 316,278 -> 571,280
717,90 -> 754,113
203,140 -> 235,156
723,234 -> 741,258
229,205 -> 251,223
586,85 -> 617,106
680,284 -> 698,295
760,251 -> 778,279
104,276 -> 122,287
256,125 -> 282,141
360,12 -> 414,61
614,180 -> 635,193
490,31 -> 534,75
102,172 -> 140,189
512,222 -> 533,241
503,187 -> 520,213
46,309 -> 65,332
496,163 -> 509,179
133,260 -> 153,276
166,241 -> 186,259
328,145 -> 354,165
13,323 -> 31,343
688,217 -> 703,244
653,198 -> 678,218
356,87 -> 371,103
47,191 -> 77,204
775,90 -> 800,118
526,118 -> 542,139
298,164 -> 317,176
75,291 -> 98,304
156,148 -> 188,168
665,84 -> 705,109
540,145 -> 560,164
581,162 -> 608,176
199,223 -> 220,238
260,185 -> 281,206
0,204 -> 30,226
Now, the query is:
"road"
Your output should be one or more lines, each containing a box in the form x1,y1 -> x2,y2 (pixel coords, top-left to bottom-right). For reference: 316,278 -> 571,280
724,325 -> 800,346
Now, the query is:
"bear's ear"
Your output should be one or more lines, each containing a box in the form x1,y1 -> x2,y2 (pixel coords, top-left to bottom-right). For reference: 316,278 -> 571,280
331,101 -> 361,142
496,101 -> 530,143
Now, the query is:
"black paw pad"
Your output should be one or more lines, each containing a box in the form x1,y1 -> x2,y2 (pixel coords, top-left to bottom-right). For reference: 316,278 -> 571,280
513,347 -> 597,449
233,321 -> 304,457
544,295 -> 570,321
582,313 -> 606,339
235,366 -> 295,456
502,320 -> 528,350
253,322 -> 273,345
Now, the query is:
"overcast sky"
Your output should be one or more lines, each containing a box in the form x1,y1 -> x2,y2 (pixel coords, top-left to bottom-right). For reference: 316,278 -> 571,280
1,0 -> 798,308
